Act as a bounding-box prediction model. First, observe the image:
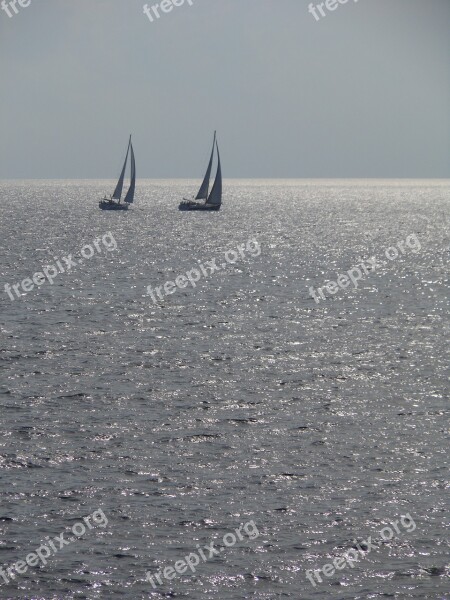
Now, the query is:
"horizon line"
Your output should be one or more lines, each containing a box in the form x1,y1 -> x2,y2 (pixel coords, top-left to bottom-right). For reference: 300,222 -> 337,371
1,177 -> 450,182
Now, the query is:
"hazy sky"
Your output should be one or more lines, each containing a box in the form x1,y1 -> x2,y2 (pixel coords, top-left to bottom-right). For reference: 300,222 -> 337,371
0,0 -> 449,178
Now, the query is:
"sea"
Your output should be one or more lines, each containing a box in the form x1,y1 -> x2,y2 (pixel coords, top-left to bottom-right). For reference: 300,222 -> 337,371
0,180 -> 448,600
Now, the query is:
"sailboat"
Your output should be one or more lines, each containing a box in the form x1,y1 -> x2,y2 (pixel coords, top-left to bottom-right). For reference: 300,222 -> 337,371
99,135 -> 136,210
179,131 -> 222,211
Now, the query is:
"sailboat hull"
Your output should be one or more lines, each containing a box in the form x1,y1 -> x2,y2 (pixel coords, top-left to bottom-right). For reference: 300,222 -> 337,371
99,200 -> 129,211
178,200 -> 220,211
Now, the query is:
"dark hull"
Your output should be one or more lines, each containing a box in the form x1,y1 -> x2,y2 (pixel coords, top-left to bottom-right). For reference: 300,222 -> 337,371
99,200 -> 129,211
178,201 -> 220,212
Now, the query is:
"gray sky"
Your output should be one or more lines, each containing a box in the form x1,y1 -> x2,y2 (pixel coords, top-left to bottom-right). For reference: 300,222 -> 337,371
0,0 -> 449,178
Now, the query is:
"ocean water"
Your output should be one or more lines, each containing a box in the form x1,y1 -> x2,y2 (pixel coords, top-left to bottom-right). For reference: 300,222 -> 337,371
0,179 -> 448,600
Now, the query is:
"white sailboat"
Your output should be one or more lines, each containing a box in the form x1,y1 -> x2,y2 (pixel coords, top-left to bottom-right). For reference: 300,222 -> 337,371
179,131 -> 222,211
99,135 -> 136,210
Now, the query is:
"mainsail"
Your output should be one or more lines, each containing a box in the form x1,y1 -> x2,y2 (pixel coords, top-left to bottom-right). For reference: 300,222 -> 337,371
195,131 -> 216,200
124,141 -> 136,204
112,136 -> 131,200
207,141 -> 222,206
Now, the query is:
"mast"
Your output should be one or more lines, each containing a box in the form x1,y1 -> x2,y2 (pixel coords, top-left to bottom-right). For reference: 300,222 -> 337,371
124,138 -> 136,204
